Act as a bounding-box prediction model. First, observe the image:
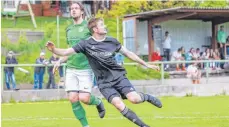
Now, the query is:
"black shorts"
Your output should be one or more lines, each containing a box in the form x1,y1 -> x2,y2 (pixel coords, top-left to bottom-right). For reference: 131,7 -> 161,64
98,76 -> 136,103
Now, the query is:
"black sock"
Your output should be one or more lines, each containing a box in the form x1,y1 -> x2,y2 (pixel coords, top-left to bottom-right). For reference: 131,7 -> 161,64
121,107 -> 148,127
138,92 -> 149,102
139,92 -> 162,108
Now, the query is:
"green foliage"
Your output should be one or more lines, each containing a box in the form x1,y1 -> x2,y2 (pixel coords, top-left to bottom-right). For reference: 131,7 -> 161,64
199,0 -> 229,7
44,21 -> 56,38
185,92 -> 194,97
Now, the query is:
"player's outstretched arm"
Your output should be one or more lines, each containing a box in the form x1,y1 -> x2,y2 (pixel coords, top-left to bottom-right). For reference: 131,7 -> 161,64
119,46 -> 160,71
46,41 -> 75,56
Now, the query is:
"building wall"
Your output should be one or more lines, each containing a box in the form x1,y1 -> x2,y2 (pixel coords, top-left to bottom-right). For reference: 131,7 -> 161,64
136,20 -> 149,55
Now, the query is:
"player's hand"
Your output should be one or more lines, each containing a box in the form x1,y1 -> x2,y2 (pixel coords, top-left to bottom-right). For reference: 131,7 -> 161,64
46,41 -> 55,52
146,64 -> 160,71
53,60 -> 60,75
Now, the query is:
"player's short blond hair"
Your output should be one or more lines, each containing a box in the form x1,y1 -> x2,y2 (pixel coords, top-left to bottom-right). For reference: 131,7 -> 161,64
88,17 -> 103,33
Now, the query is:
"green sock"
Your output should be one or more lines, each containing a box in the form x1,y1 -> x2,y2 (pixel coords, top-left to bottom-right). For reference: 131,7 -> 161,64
71,101 -> 88,127
88,95 -> 101,106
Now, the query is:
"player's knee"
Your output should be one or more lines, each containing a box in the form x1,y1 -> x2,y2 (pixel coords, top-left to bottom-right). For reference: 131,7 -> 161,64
79,95 -> 90,104
69,97 -> 79,103
68,94 -> 79,103
126,92 -> 141,104
127,96 -> 140,104
111,97 -> 125,111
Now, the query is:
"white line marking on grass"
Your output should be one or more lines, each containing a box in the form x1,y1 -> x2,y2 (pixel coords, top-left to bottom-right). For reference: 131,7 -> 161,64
2,116 -> 229,121
1,101 -> 69,106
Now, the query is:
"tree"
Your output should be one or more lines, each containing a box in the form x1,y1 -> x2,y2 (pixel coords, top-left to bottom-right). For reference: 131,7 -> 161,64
199,0 -> 228,7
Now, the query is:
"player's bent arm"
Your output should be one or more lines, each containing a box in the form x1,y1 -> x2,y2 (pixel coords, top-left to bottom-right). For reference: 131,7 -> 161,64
119,46 -> 148,67
52,48 -> 75,56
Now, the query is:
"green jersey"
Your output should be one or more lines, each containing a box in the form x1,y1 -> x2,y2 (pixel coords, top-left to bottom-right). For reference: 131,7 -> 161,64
217,30 -> 226,44
66,20 -> 91,69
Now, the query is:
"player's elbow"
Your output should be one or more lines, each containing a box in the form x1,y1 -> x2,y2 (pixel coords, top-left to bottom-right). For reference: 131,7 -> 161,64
62,51 -> 69,56
127,52 -> 138,61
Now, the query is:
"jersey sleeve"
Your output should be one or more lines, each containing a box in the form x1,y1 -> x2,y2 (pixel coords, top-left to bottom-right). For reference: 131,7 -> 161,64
72,40 -> 86,53
113,38 -> 122,52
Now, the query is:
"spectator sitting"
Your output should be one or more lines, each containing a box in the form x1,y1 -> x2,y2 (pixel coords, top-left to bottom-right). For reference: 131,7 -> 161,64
115,52 -> 124,66
196,48 -> 201,60
4,51 -> 19,90
151,47 -> 162,62
209,48 -> 216,69
227,36 -> 229,56
171,48 -> 186,71
201,48 -> 210,69
186,61 -> 201,84
195,48 -> 203,69
213,48 -> 221,70
34,52 -> 48,89
180,46 -> 186,59
185,48 -> 193,61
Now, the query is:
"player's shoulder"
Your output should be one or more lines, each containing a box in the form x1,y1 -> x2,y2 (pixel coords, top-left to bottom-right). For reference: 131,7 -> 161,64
105,36 -> 119,43
65,24 -> 74,32
78,37 -> 92,45
84,36 -> 92,41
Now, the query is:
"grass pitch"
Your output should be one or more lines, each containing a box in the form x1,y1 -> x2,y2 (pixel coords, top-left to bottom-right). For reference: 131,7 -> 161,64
2,96 -> 229,127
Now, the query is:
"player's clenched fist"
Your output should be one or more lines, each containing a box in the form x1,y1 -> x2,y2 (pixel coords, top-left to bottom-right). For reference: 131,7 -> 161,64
46,41 -> 55,52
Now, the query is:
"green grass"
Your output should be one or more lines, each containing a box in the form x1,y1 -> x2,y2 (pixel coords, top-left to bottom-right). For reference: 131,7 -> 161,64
2,96 -> 229,127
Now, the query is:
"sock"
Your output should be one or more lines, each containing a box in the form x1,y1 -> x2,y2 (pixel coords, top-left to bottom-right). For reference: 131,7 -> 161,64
71,101 -> 88,127
88,95 -> 101,106
121,107 -> 148,126
139,92 -> 162,108
138,92 -> 149,103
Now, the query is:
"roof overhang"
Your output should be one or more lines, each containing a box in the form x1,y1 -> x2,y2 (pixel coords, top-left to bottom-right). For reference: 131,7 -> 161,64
124,7 -> 229,24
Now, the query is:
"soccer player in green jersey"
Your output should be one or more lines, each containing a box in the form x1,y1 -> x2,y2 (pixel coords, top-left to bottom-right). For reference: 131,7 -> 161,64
53,2 -> 105,127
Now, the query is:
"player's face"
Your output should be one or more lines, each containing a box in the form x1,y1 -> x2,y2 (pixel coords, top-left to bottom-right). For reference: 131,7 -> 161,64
70,3 -> 83,19
95,20 -> 107,35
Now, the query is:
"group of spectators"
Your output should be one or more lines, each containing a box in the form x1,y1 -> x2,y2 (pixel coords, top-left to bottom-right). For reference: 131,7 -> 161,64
4,51 -> 124,90
151,25 -> 229,84
4,51 -> 64,90
33,52 -> 64,89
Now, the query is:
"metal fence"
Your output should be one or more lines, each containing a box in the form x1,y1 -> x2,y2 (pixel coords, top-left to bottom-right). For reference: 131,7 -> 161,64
1,59 -> 229,91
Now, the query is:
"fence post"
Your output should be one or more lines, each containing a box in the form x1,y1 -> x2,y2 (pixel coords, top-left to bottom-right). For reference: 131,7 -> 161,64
161,62 -> 164,85
206,61 -> 209,84
1,66 -> 4,91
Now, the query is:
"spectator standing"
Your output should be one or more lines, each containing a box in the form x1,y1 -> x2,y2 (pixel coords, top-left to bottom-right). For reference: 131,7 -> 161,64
34,52 -> 48,89
162,31 -> 171,70
4,51 -> 19,90
217,26 -> 226,60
